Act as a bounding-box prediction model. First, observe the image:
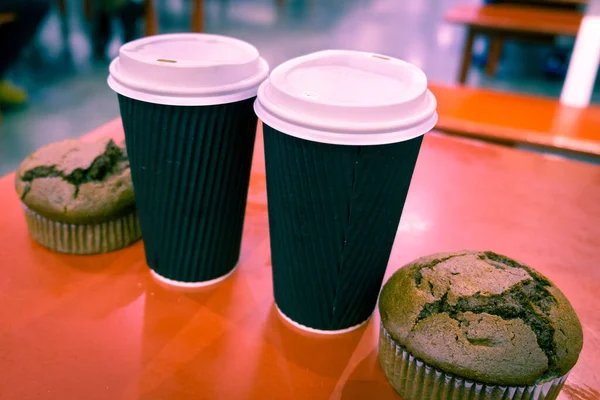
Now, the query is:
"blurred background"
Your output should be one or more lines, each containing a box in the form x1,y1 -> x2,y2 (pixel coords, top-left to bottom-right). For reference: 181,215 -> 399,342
0,0 -> 598,175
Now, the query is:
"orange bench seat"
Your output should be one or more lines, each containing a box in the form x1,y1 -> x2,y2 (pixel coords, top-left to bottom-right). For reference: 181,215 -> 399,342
430,83 -> 600,157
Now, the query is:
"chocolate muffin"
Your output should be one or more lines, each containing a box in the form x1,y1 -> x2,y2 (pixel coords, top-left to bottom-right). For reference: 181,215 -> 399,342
15,138 -> 141,254
378,251 -> 583,400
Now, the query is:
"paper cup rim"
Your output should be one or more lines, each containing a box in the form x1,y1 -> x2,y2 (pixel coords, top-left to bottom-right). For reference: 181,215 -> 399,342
149,263 -> 238,289
275,304 -> 371,335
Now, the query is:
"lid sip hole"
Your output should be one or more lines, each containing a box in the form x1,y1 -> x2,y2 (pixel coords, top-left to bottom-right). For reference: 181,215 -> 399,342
302,91 -> 318,98
371,54 -> 390,61
157,59 -> 177,63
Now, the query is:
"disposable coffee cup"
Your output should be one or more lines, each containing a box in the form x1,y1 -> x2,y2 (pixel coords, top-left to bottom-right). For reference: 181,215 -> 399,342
108,33 -> 269,287
254,50 -> 437,333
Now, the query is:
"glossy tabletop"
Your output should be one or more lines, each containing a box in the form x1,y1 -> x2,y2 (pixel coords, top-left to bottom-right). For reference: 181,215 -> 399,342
0,120 -> 599,400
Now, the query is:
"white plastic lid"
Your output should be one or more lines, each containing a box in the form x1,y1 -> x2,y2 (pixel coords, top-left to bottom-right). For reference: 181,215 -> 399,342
254,50 -> 437,145
107,33 -> 269,106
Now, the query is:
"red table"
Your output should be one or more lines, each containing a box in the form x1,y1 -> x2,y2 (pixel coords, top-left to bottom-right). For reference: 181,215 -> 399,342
0,120 -> 599,399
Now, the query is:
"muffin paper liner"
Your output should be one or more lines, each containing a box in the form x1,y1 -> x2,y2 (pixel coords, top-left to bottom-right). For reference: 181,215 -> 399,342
118,95 -> 258,283
263,123 -> 423,332
379,324 -> 568,400
22,204 -> 141,255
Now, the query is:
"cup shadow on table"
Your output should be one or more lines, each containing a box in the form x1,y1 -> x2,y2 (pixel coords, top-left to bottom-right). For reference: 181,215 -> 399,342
137,267 -> 239,361
24,240 -> 147,321
27,237 -> 145,274
132,272 -> 244,399
177,268 -> 249,320
562,382 -> 600,400
263,304 -> 366,379
339,348 -> 398,400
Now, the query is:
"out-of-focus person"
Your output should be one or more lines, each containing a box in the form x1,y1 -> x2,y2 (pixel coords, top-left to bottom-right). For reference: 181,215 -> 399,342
0,0 -> 50,107
92,0 -> 144,59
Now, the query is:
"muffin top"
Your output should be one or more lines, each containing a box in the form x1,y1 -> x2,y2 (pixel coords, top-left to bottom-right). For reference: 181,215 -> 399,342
15,138 -> 134,224
379,251 -> 583,386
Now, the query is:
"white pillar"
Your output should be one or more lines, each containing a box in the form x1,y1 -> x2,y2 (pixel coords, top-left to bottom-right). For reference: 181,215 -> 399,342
560,0 -> 600,108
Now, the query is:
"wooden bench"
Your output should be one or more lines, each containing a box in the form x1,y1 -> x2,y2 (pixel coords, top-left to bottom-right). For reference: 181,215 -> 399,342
511,0 -> 587,6
429,83 -> 600,157
445,4 -> 583,83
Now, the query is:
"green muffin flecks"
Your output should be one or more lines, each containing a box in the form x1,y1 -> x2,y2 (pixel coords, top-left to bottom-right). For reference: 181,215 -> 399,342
15,138 -> 134,224
379,251 -> 583,388
14,138 -> 141,254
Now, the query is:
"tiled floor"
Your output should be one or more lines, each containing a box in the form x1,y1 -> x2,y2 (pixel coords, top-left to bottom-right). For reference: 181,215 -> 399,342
0,0 -> 598,176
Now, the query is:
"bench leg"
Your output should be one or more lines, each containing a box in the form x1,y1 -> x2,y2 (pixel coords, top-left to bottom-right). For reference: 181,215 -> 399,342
458,28 -> 475,85
144,0 -> 158,36
485,36 -> 503,77
83,0 -> 93,20
57,0 -> 67,16
192,0 -> 204,32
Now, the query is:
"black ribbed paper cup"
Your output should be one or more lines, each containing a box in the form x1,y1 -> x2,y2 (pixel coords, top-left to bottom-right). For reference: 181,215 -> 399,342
108,33 -> 269,286
118,95 -> 258,285
255,51 -> 436,332
263,123 -> 423,332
